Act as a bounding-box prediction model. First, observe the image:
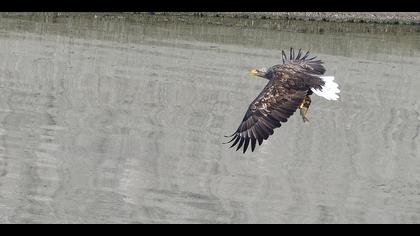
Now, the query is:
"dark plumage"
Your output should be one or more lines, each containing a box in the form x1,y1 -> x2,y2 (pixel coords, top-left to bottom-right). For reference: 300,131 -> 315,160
225,48 -> 327,153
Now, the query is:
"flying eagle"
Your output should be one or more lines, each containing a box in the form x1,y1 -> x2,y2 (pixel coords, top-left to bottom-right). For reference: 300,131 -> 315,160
225,48 -> 340,153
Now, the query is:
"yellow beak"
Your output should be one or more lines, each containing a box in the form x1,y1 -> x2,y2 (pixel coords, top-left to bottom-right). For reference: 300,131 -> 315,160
249,69 -> 258,76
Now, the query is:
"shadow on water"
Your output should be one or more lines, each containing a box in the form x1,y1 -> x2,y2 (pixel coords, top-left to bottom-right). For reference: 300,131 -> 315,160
0,13 -> 419,223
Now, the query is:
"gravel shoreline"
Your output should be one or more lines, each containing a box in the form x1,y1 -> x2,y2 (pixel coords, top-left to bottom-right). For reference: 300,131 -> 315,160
1,12 -> 420,26
157,12 -> 420,25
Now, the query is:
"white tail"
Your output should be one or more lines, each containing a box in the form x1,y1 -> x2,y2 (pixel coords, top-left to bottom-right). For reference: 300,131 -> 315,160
311,76 -> 340,101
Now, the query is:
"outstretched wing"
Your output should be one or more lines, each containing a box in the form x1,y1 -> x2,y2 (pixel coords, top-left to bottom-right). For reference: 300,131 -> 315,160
281,48 -> 325,76
225,79 -> 307,153
277,48 -> 326,91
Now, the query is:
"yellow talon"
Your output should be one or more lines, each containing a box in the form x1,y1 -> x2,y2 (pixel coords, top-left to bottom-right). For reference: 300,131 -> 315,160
299,95 -> 311,122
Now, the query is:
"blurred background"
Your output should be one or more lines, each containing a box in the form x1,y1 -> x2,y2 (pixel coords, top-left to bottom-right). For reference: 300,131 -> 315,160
0,12 -> 419,223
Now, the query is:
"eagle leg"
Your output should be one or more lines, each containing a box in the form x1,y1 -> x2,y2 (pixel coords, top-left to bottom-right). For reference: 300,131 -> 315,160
299,95 -> 311,123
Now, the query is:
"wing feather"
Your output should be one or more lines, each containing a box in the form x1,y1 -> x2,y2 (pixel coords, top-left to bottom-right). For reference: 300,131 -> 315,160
236,137 -> 245,151
243,138 -> 250,153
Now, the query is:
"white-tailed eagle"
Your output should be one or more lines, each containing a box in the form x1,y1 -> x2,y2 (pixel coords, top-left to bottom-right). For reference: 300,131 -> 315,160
225,48 -> 340,153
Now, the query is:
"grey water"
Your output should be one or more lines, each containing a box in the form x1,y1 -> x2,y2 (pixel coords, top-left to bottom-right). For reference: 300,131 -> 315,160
0,13 -> 420,224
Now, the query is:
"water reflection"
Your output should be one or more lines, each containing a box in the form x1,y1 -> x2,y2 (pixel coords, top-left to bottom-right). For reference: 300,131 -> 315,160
0,13 -> 419,223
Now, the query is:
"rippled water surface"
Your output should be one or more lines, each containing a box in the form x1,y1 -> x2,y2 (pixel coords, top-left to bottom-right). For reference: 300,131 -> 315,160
0,14 -> 419,223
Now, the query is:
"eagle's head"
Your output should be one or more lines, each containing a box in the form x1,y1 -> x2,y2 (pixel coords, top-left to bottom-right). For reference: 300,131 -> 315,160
249,67 -> 272,79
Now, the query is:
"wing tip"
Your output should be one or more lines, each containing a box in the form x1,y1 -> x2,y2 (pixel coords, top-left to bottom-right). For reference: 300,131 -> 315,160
224,134 -> 259,153
282,47 -> 318,63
